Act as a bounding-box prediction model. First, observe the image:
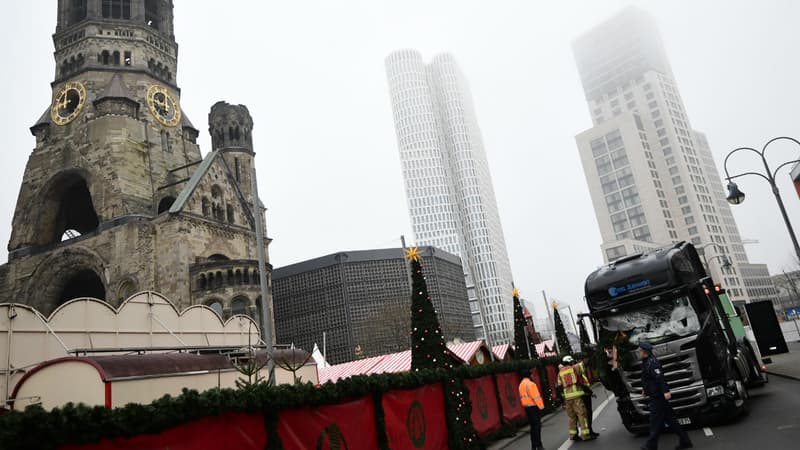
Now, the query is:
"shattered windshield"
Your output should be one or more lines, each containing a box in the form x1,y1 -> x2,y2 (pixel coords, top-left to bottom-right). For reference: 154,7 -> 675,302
599,296 -> 700,344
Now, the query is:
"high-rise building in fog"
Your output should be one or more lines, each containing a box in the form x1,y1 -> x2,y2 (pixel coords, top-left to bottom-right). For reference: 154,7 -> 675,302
385,50 -> 514,344
573,8 -> 776,303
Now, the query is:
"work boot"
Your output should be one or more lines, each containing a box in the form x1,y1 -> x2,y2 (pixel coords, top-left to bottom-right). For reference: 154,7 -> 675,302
675,442 -> 693,449
583,434 -> 597,441
589,431 -> 600,438
571,435 -> 582,441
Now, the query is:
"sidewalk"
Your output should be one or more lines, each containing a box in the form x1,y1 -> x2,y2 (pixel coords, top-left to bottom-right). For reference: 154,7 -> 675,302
765,340 -> 800,381
488,411 -> 557,450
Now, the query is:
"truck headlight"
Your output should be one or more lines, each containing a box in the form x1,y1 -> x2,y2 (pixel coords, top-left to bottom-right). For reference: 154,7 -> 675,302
706,386 -> 725,397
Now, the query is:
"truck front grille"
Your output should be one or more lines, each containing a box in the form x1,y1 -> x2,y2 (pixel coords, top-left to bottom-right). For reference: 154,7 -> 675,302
620,338 -> 707,415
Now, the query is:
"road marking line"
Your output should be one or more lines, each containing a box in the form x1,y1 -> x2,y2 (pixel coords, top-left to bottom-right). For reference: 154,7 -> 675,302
703,427 -> 713,436
557,393 -> 616,450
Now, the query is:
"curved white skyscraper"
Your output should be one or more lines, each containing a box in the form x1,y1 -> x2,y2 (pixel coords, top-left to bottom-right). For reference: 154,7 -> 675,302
386,50 -> 514,345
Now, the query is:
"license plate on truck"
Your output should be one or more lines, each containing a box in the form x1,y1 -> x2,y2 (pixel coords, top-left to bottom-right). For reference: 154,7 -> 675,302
677,418 -> 691,425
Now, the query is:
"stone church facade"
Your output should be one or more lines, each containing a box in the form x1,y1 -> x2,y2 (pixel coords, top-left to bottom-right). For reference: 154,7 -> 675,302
0,0 -> 273,327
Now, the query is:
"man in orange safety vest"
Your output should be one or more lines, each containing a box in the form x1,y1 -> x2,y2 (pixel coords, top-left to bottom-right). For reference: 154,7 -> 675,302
519,369 -> 545,450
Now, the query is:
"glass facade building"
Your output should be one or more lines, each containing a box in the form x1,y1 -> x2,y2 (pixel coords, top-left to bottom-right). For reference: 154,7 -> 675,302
574,8 -> 777,303
385,50 -> 515,344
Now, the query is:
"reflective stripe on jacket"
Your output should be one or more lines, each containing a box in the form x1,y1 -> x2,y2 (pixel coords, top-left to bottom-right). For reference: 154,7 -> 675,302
519,378 -> 544,409
557,365 -> 589,400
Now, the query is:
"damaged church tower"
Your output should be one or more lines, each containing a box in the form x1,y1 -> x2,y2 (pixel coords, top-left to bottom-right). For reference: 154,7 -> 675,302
0,0 -> 273,331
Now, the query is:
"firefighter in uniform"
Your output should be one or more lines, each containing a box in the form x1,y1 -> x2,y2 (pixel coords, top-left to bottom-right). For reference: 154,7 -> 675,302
519,370 -> 545,450
639,341 -> 693,450
557,355 -> 595,441
576,357 -> 600,439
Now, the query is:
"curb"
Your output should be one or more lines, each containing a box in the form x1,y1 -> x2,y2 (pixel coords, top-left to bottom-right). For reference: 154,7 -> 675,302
766,371 -> 800,382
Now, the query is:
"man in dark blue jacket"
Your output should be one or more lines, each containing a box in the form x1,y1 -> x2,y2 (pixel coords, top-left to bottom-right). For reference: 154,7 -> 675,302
639,341 -> 693,450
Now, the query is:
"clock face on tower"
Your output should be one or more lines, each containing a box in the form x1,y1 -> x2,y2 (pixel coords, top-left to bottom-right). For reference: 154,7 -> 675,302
50,81 -> 87,126
146,84 -> 181,127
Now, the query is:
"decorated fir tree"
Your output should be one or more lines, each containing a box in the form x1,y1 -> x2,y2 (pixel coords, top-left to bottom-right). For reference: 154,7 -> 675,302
512,288 -> 532,360
553,303 -> 574,356
407,247 -> 449,371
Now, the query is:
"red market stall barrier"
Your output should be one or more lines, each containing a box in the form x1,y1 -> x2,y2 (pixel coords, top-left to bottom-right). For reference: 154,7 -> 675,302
545,365 -> 559,400
278,395 -> 378,450
382,383 -> 449,449
463,376 -> 501,436
494,372 -> 524,422
60,412 -> 266,450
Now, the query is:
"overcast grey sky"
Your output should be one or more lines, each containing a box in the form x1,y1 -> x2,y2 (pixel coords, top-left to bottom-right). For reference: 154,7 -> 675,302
1,1 -> 798,322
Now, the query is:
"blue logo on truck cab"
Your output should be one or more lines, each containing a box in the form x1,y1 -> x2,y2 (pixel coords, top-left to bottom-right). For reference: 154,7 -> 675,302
608,279 -> 652,297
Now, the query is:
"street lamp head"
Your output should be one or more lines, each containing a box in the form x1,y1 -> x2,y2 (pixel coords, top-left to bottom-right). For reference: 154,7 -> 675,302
726,182 -> 746,205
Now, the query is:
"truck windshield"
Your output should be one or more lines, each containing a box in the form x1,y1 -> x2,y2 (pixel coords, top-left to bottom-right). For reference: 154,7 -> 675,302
599,296 -> 701,345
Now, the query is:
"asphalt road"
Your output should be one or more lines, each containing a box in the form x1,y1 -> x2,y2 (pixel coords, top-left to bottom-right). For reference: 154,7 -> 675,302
502,376 -> 800,450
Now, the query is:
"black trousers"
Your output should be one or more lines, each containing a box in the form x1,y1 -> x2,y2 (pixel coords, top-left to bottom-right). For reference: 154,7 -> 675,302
645,398 -> 691,450
525,406 -> 542,449
582,394 -> 593,432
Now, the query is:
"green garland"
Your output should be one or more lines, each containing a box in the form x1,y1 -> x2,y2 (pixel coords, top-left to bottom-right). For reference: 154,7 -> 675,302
0,357 -> 582,450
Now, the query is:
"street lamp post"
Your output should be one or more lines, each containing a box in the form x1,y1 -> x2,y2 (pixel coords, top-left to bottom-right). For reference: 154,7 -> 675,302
723,137 -> 800,264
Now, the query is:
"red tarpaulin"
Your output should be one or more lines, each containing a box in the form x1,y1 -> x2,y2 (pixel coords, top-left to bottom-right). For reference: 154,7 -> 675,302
546,365 -> 559,400
60,412 -> 266,450
278,395 -> 378,450
530,368 -> 543,398
494,372 -> 524,421
463,376 -> 501,436
382,383 -> 449,449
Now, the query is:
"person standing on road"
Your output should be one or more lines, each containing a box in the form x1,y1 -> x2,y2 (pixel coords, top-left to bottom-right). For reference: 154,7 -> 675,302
577,357 -> 600,439
519,369 -> 545,450
556,355 -> 595,442
639,341 -> 693,450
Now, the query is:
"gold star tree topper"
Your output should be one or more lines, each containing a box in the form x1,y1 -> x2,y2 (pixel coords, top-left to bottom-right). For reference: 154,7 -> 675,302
512,287 -> 520,298
404,246 -> 421,262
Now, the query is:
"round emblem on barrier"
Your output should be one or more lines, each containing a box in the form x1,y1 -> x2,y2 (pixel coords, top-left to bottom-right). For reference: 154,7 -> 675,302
476,385 -> 489,420
505,381 -> 517,407
316,423 -> 349,450
406,400 -> 427,448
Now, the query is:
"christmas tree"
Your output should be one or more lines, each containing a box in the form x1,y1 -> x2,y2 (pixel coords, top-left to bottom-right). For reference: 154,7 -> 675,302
553,303 -> 573,356
512,288 -> 532,360
407,247 -> 449,371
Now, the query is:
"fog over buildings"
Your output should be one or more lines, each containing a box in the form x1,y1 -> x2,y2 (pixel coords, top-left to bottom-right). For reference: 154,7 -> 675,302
1,1 -> 799,323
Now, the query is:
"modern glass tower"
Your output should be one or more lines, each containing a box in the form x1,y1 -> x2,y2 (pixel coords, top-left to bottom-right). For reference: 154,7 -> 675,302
386,50 -> 514,344
573,8 -> 777,304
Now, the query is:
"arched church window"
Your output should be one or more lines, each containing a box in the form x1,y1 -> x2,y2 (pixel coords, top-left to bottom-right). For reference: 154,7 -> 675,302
112,51 -> 120,66
198,274 -> 207,290
160,130 -> 172,153
58,269 -> 105,305
211,185 -> 225,221
234,127 -> 241,142
101,50 -> 110,65
157,196 -> 175,214
231,297 -> 249,317
44,173 -> 100,245
102,0 -> 131,20
205,299 -> 224,318
227,204 -> 235,224
145,0 -> 160,30
70,0 -> 88,25
201,197 -> 210,216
